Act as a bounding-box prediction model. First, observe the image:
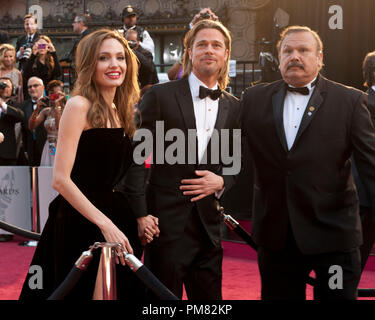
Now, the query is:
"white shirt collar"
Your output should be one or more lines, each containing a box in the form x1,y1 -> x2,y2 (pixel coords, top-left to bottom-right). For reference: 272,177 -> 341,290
188,72 -> 218,100
371,85 -> 375,92
287,76 -> 318,91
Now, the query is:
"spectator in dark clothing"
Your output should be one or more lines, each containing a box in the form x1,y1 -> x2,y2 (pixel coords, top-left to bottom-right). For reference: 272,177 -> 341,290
353,51 -> 375,271
69,14 -> 91,64
0,77 -> 23,242
0,77 -> 24,165
65,13 -> 91,86
125,29 -> 158,96
22,35 -> 61,100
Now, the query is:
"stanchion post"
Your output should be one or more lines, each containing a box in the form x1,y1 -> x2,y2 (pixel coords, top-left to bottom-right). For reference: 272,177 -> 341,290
101,245 -> 117,300
31,166 -> 40,233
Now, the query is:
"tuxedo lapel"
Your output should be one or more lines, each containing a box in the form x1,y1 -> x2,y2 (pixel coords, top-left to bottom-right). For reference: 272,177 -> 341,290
175,78 -> 196,131
292,75 -> 326,150
272,83 -> 288,152
214,92 -> 230,132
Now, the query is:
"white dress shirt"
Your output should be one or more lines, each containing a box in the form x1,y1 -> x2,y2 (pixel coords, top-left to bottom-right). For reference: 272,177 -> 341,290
283,77 -> 317,150
188,72 -> 224,197
188,72 -> 219,164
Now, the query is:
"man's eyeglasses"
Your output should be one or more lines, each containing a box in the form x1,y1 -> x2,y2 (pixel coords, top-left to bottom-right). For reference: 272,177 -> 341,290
28,83 -> 41,89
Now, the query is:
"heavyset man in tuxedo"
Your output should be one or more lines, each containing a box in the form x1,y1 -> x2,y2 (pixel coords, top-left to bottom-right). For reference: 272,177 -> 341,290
241,25 -> 375,300
137,19 -> 241,299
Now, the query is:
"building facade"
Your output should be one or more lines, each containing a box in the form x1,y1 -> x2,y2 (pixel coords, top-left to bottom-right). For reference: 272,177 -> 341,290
1,0 -> 274,93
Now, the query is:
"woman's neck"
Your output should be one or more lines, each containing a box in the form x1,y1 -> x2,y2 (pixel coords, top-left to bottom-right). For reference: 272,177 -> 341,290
101,87 -> 116,107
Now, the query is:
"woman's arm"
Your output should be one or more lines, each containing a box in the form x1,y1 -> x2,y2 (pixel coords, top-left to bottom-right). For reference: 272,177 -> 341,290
52,96 -> 133,255
29,101 -> 48,130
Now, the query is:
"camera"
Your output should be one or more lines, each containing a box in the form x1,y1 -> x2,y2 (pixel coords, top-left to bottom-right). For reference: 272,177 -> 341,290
128,40 -> 137,49
40,96 -> 50,106
200,11 -> 211,19
0,82 -> 7,90
49,93 -> 60,101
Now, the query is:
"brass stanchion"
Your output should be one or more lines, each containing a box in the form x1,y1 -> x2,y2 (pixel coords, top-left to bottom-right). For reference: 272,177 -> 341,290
93,243 -> 118,300
101,245 -> 117,300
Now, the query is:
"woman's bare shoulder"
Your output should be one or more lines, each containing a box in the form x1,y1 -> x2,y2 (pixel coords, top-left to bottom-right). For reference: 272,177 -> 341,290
65,95 -> 92,112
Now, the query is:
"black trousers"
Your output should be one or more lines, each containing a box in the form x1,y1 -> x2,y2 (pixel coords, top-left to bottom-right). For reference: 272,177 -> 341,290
144,208 -> 223,300
257,224 -> 361,300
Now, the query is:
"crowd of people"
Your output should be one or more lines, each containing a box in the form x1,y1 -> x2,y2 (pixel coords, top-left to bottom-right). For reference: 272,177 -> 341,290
0,5 -> 375,302
0,6 -> 160,171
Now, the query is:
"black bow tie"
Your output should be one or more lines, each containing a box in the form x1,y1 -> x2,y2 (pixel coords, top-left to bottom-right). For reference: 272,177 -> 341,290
285,78 -> 318,95
199,86 -> 222,100
286,85 -> 310,95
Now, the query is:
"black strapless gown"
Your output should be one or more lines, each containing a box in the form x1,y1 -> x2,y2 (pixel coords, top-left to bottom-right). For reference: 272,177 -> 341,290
19,128 -> 143,300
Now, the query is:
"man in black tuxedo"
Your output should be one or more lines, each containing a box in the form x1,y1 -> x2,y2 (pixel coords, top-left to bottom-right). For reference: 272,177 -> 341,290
20,77 -> 46,166
0,77 -> 24,165
353,51 -> 375,271
69,15 -> 91,66
137,20 -> 241,299
16,14 -> 40,70
241,25 -> 375,300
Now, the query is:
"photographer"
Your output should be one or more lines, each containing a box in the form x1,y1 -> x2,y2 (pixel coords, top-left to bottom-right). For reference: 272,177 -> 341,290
125,29 -> 158,96
0,77 -> 24,165
120,5 -> 155,58
16,14 -> 40,70
22,35 -> 62,100
29,80 -> 66,166
190,7 -> 219,28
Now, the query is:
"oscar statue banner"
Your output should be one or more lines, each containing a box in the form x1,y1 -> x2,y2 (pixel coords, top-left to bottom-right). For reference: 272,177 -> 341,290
0,167 -> 31,235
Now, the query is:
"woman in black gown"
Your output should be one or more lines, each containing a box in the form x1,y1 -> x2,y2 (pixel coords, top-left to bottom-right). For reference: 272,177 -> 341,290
19,29 -> 160,300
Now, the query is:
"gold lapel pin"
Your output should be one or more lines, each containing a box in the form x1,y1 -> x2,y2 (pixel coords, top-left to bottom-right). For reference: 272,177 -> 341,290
309,106 -> 315,112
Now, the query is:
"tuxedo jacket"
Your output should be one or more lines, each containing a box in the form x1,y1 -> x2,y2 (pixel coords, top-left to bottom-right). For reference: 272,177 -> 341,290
241,75 -> 375,254
352,88 -> 375,208
0,99 -> 24,160
16,32 -> 40,53
138,77 -> 241,246
20,99 -> 47,166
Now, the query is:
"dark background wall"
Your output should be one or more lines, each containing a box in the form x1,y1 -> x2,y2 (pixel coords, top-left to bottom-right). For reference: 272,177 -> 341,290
262,0 -> 375,90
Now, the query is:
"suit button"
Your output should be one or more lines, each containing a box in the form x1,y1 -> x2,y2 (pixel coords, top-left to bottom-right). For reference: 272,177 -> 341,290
287,171 -> 291,176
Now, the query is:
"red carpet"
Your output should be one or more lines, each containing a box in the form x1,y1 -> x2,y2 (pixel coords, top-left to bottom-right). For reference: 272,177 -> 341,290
1,235 -> 375,300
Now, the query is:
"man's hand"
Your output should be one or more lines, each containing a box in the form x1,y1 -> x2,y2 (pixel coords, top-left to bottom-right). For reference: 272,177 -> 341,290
180,170 -> 224,202
0,98 -> 6,112
137,215 -> 160,246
